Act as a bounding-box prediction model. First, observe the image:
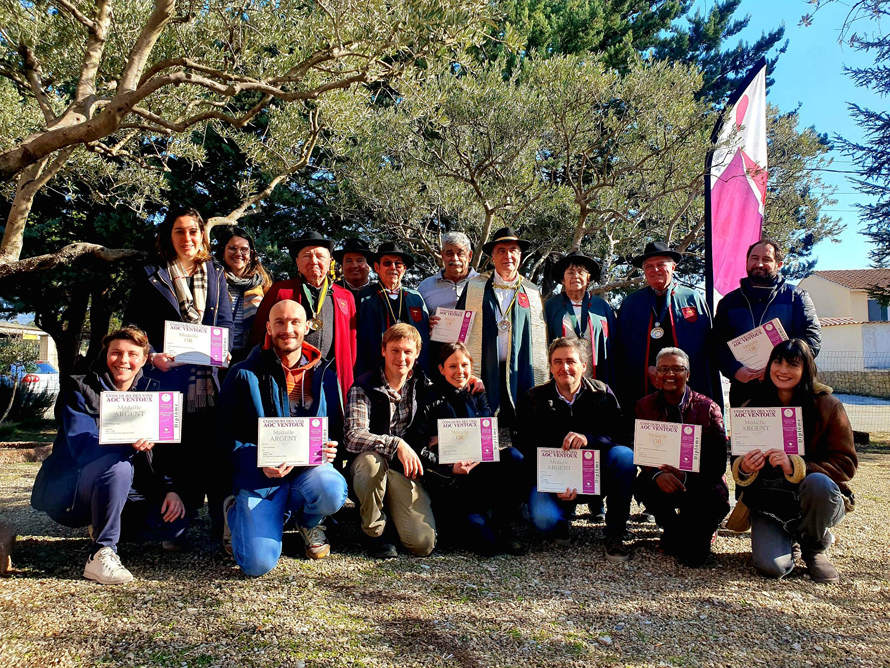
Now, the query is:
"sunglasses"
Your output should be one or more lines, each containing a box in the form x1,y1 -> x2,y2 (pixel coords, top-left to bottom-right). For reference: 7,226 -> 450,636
381,260 -> 405,268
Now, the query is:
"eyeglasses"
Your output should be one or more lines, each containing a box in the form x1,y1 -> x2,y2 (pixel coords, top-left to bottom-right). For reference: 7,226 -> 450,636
655,365 -> 688,375
565,269 -> 590,277
381,260 -> 405,268
226,246 -> 251,257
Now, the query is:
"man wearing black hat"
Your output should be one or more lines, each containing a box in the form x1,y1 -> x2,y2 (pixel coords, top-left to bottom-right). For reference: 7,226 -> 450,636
250,231 -> 357,399
616,242 -> 717,408
456,227 -> 548,429
334,238 -> 374,298
354,242 -> 431,376
544,250 -> 616,386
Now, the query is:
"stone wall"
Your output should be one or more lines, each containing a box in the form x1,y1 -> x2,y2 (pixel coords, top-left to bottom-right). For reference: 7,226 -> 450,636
818,370 -> 890,399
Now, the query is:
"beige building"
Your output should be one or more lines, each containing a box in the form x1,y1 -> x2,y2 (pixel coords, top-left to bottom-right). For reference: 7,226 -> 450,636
0,321 -> 59,369
798,270 -> 890,372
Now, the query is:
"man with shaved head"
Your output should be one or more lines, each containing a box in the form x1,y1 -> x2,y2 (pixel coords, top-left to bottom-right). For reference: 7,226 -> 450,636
219,299 -> 347,576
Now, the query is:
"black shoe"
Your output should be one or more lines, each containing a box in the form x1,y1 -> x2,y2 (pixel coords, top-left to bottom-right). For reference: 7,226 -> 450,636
500,536 -> 528,556
604,535 -> 631,563
366,534 -> 397,559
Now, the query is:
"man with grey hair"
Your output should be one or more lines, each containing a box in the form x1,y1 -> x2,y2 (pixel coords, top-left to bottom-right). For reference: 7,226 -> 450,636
633,346 -> 729,567
419,232 -> 479,316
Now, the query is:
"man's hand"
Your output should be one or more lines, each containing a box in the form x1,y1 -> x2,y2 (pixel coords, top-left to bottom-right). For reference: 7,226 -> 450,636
734,366 -> 765,383
557,487 -> 578,501
151,353 -> 180,372
764,448 -> 794,476
396,440 -> 424,479
562,432 -> 588,450
656,465 -> 686,494
739,448 -> 766,475
161,492 -> 186,522
322,440 -> 338,464
428,315 -> 441,334
467,376 -> 485,395
132,438 -> 155,452
452,460 -> 479,475
263,463 -> 294,479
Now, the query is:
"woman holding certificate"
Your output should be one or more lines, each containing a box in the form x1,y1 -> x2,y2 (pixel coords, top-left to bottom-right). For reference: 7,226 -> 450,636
123,206 -> 234,541
733,339 -> 857,583
407,343 -> 526,556
215,226 -> 271,368
31,327 -> 189,584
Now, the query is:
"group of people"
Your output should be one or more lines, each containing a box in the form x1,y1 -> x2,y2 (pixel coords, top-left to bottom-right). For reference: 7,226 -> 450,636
31,206 -> 858,588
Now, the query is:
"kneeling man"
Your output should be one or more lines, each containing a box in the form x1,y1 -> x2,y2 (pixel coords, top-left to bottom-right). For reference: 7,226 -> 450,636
345,324 -> 438,558
520,337 -> 636,562
220,300 -> 347,577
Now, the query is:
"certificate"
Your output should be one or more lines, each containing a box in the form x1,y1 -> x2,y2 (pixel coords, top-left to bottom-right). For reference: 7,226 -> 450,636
536,448 -> 600,495
727,318 -> 788,371
436,417 -> 500,464
99,391 -> 183,444
164,321 -> 229,367
633,420 -> 701,472
430,308 -> 476,343
729,407 -> 805,456
257,417 -> 328,468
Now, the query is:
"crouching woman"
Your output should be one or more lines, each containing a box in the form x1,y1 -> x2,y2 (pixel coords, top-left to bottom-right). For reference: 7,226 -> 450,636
733,339 -> 857,583
31,327 -> 189,584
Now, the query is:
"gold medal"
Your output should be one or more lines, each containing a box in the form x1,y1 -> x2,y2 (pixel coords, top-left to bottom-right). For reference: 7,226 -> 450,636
308,317 -> 323,332
650,323 -> 664,340
498,319 -> 511,332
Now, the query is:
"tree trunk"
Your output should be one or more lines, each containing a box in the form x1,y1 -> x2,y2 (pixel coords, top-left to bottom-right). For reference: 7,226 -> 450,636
83,283 -> 114,368
0,379 -> 19,426
570,207 -> 589,251
36,284 -> 90,379
472,208 -> 495,269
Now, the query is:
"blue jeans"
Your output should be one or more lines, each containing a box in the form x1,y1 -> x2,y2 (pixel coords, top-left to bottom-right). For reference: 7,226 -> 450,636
751,473 -> 846,579
228,464 -> 347,577
529,445 -> 636,538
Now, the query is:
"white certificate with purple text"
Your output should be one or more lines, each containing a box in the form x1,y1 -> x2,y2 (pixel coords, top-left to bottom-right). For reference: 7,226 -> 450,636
257,417 -> 328,468
99,391 -> 183,444
727,318 -> 788,371
633,420 -> 702,472
536,448 -> 600,495
164,321 -> 229,368
430,308 -> 477,344
437,417 -> 500,464
729,407 -> 805,456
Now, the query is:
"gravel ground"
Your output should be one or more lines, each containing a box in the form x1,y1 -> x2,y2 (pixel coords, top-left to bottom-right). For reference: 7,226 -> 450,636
1,444 -> 888,668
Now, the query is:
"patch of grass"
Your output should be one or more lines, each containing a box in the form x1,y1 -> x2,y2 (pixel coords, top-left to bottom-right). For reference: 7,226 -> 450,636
0,418 -> 55,443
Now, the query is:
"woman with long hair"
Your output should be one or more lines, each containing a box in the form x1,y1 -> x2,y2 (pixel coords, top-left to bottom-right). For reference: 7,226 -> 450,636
215,226 -> 271,366
123,206 -> 234,542
733,339 -> 857,583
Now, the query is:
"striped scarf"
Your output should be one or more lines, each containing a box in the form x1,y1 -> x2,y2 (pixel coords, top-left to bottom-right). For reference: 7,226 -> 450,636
167,259 -> 214,411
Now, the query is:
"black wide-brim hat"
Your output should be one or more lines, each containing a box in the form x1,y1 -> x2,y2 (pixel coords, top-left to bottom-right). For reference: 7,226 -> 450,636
285,231 -> 336,260
552,250 -> 602,283
481,227 -> 531,256
374,241 -> 415,269
631,241 -> 682,268
333,237 -> 374,263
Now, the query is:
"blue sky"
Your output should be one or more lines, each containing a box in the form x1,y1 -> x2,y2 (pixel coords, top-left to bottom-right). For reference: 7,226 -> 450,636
700,0 -> 883,270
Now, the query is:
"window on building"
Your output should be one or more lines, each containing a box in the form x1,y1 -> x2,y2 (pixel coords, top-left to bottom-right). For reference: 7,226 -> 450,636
867,299 -> 890,322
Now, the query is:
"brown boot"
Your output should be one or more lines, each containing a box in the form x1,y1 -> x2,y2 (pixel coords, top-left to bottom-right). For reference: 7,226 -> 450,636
803,551 -> 839,584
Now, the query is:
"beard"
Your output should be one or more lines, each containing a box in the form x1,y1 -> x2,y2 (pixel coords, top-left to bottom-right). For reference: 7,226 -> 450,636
748,267 -> 779,285
273,335 -> 301,354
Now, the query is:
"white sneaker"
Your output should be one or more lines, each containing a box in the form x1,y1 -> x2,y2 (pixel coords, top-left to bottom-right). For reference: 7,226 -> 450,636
298,524 -> 331,559
83,547 -> 133,585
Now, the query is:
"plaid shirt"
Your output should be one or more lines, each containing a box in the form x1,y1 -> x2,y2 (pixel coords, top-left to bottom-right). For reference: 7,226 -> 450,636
345,374 -> 417,458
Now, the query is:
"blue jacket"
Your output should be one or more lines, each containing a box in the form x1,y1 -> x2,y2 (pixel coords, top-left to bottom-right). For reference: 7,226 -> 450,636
355,283 -> 430,376
123,260 -> 234,394
30,356 -> 169,522
544,292 -> 615,387
714,277 -> 821,406
219,344 -> 342,496
616,281 -> 718,408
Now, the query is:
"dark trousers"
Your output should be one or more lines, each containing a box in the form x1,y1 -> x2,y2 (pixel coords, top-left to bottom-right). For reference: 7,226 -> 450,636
429,446 -> 524,554
70,453 -> 189,555
153,406 -> 232,537
634,472 -> 730,566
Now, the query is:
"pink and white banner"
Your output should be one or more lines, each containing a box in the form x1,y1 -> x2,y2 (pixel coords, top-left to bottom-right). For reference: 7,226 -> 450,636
705,58 -> 768,310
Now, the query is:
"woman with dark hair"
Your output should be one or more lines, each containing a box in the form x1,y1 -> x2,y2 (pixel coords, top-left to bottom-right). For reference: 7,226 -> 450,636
733,339 -> 857,583
406,342 -> 526,556
31,327 -> 189,584
123,206 -> 234,541
215,226 -> 272,365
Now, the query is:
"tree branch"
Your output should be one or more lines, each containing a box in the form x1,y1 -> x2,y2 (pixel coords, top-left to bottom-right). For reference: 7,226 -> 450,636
0,243 -> 143,279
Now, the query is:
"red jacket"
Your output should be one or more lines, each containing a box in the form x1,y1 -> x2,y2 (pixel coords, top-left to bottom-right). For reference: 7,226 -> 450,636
250,279 -> 357,401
